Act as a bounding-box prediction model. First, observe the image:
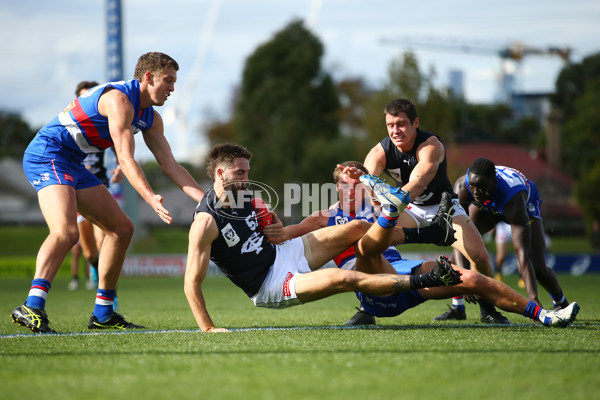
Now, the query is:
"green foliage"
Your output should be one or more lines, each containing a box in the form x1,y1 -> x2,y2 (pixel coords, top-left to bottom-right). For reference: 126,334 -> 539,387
231,19 -> 347,190
560,78 -> 600,180
0,110 -> 37,157
362,52 -> 433,143
552,53 -> 600,116
574,158 -> 600,224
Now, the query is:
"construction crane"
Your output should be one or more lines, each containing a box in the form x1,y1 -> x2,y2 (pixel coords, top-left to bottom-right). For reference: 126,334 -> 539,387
380,37 -> 571,62
380,36 -> 571,103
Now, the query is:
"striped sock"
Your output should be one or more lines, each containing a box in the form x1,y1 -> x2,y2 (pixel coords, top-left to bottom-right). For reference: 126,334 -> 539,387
93,289 -> 116,322
523,301 -> 551,325
452,296 -> 465,310
25,279 -> 51,309
377,205 -> 399,228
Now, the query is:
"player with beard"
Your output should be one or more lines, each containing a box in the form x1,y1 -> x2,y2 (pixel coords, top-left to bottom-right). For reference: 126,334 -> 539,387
183,144 -> 578,331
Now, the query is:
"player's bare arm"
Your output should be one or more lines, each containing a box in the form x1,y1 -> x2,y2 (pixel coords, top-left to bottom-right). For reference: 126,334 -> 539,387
100,89 -> 173,223
363,143 -> 387,176
142,111 -> 205,203
272,211 -> 329,244
401,137 -> 444,198
184,213 -> 229,332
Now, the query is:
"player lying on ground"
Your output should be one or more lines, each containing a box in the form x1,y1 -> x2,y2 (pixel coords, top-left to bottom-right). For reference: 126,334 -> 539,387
272,162 -> 579,328
184,143 -> 464,332
184,144 -> 578,331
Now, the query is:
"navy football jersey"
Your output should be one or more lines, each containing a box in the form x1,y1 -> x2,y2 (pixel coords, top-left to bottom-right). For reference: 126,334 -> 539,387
194,189 -> 276,297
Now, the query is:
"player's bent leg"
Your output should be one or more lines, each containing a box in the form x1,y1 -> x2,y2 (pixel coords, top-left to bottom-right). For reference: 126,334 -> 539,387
530,219 -> 566,303
354,252 -> 397,275
451,215 -> 493,277
295,268 -> 414,303
36,185 -> 81,281
78,218 -> 98,262
302,219 -> 370,270
77,186 -> 134,290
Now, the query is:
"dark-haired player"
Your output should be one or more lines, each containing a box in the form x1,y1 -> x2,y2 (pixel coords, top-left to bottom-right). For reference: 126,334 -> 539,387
184,143 -> 465,332
454,157 -> 572,310
183,144 -> 578,332
339,98 -> 510,324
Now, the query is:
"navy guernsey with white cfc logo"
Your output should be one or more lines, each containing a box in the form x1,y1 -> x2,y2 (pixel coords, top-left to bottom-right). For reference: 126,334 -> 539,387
194,189 -> 276,297
380,129 -> 453,206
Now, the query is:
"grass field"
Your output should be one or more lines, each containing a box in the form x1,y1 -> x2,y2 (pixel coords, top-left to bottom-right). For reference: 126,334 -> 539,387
1,273 -> 599,400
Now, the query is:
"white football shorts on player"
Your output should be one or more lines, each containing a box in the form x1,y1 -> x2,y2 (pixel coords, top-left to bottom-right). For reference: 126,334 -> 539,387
251,237 -> 311,309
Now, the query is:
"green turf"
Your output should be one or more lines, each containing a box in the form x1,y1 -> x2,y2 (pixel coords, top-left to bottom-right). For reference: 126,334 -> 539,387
1,274 -> 599,400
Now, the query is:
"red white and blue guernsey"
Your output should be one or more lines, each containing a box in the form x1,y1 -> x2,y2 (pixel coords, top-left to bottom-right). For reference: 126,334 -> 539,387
465,165 -> 542,221
329,201 -> 427,317
23,79 -> 154,191
328,201 -> 406,270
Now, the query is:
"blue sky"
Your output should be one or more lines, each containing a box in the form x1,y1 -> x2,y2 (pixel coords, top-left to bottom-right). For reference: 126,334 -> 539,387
1,0 -> 599,162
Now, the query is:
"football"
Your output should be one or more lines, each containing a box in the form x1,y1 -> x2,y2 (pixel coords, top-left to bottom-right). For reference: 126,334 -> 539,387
251,198 -> 272,231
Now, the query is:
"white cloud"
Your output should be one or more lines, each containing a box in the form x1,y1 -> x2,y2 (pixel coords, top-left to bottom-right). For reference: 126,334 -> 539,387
1,0 -> 599,161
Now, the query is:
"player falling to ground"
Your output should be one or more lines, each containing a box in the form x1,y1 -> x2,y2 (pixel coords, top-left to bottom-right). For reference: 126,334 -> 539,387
184,144 -> 579,331
274,162 -> 579,327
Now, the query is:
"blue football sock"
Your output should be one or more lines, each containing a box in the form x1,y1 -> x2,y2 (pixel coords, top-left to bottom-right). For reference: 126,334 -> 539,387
377,213 -> 398,229
25,278 -> 51,309
523,301 -> 547,325
93,289 -> 116,322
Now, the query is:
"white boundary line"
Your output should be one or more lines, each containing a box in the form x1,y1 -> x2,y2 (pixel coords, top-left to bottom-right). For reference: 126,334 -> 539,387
2,322 -> 596,339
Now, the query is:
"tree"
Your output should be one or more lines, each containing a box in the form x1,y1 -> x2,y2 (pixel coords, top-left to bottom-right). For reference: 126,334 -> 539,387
551,52 -> 600,180
232,19 -> 346,192
361,51 -> 462,145
551,52 -> 600,234
0,111 -> 37,158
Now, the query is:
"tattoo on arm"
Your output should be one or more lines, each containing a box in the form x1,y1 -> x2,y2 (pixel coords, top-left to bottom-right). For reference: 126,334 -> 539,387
377,274 -> 411,294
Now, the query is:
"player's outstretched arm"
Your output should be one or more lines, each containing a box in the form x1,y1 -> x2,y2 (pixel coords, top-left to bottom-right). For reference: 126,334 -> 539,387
403,137 -> 444,199
102,90 -> 173,224
143,111 -> 205,203
184,213 -> 229,332
272,211 -> 328,244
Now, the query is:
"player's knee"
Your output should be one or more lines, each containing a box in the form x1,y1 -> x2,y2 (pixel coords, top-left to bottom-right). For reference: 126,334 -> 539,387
328,268 -> 359,291
348,219 -> 370,237
110,217 -> 134,241
63,227 -> 80,248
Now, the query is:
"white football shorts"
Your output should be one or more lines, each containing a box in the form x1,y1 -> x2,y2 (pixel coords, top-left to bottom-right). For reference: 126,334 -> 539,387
251,237 -> 311,309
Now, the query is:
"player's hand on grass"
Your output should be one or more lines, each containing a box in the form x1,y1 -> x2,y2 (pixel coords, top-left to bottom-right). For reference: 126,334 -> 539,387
206,327 -> 231,333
